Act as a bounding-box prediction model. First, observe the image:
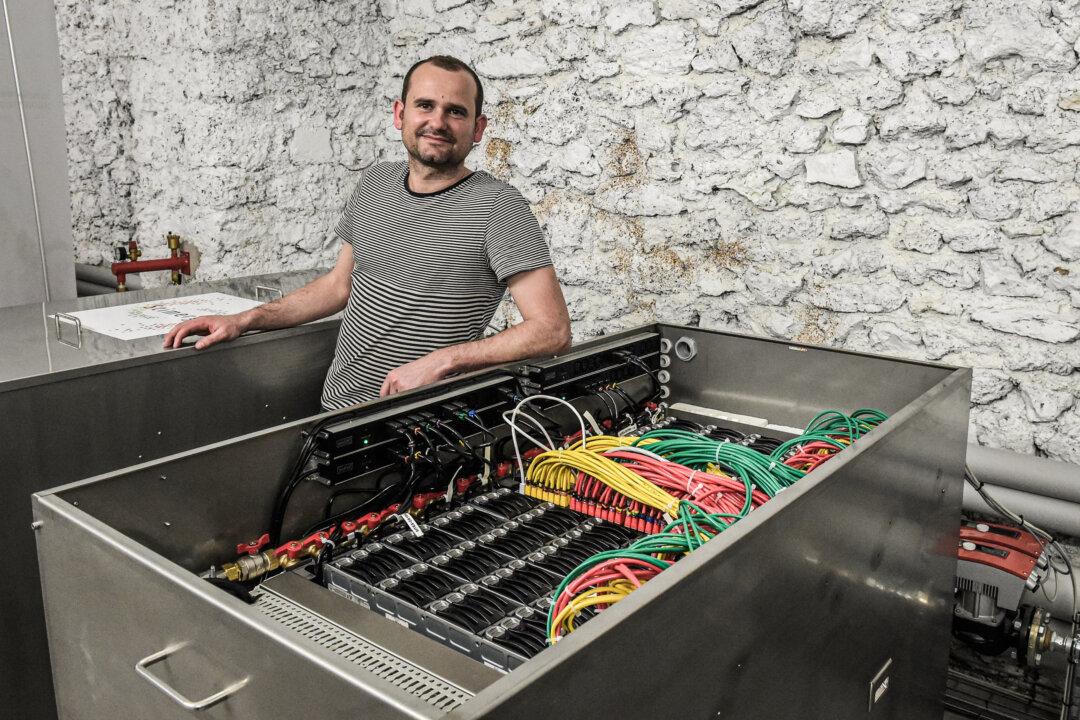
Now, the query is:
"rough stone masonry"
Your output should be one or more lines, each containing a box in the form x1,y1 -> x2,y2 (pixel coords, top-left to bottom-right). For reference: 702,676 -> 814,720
54,0 -> 1080,461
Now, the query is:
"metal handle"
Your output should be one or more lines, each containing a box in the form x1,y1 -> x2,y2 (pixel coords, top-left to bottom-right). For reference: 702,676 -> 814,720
255,285 -> 282,303
53,313 -> 82,349
135,641 -> 249,711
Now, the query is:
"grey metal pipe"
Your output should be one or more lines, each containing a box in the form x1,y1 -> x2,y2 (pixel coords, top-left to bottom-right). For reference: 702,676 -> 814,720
74,262 -> 141,290
1021,570 -> 1077,621
963,481 -> 1080,539
967,443 -> 1080,506
75,279 -> 113,297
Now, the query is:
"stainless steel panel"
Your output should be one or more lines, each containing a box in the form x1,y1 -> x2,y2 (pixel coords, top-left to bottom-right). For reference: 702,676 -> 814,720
4,0 -> 76,304
1,273 -> 340,720
454,365 -> 971,720
661,326 -> 954,427
0,3 -> 48,307
0,0 -> 75,307
32,494 -> 452,720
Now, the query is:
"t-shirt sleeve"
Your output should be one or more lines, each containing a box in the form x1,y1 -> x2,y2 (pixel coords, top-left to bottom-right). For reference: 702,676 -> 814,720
333,167 -> 373,245
484,187 -> 553,283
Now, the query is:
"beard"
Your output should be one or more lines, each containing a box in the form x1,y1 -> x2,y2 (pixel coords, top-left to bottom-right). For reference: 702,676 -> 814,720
406,129 -> 471,168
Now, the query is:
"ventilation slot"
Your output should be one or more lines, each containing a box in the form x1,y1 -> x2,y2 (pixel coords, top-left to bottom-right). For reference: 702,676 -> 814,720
255,590 -> 471,713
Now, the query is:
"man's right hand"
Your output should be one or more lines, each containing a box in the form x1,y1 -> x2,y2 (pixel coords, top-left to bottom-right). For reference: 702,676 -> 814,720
162,314 -> 247,350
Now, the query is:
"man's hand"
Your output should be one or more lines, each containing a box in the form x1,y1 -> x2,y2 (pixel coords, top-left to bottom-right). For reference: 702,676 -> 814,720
160,244 -> 355,351
380,351 -> 450,397
162,314 -> 246,350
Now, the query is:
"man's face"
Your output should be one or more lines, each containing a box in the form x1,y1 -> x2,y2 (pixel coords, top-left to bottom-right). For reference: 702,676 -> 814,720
394,64 -> 487,170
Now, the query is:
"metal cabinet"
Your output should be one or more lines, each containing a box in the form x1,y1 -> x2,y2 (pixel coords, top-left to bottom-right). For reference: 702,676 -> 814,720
0,1 -> 76,307
34,324 -> 971,719
2,271 -> 339,719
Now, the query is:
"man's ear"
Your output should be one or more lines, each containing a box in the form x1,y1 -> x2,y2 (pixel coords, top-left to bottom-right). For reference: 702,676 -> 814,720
393,99 -> 405,131
473,114 -> 488,143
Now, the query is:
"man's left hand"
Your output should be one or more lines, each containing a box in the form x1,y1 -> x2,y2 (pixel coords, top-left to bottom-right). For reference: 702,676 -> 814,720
380,351 -> 449,397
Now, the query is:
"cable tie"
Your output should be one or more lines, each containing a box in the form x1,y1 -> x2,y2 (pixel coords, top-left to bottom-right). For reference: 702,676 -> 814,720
685,470 -> 698,495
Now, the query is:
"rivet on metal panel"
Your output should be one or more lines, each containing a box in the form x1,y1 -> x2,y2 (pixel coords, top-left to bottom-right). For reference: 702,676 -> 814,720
659,354 -> 670,368
657,370 -> 671,384
659,338 -> 672,354
160,475 -> 168,481
30,521 -> 43,531
659,385 -> 670,399
163,521 -> 171,527
674,337 -> 697,362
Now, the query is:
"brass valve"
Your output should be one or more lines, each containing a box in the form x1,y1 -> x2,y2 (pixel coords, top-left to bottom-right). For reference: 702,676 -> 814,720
221,550 -> 281,583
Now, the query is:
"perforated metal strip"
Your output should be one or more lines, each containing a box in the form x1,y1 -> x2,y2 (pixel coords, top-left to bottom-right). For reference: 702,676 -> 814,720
255,590 -> 471,712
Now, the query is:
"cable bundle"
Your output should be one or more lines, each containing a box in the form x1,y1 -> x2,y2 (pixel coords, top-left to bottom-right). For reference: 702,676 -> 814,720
547,506 -> 730,642
770,409 -> 888,473
526,447 -> 683,519
544,408 -> 890,642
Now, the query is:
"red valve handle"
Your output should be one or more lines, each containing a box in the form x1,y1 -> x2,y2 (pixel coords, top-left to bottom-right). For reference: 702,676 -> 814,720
275,527 -> 336,560
236,533 -> 270,556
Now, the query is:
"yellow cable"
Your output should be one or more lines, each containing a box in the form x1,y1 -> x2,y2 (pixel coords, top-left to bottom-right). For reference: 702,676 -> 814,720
551,584 -> 635,640
564,434 -> 639,453
527,449 -> 681,518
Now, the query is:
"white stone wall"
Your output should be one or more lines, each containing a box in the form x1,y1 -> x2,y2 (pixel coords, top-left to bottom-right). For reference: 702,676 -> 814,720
56,0 -> 1080,461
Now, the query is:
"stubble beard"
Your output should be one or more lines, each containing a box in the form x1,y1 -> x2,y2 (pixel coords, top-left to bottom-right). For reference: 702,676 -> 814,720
407,130 -> 471,170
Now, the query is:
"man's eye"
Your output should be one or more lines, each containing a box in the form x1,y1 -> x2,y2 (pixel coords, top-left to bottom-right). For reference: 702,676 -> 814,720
451,109 -> 465,116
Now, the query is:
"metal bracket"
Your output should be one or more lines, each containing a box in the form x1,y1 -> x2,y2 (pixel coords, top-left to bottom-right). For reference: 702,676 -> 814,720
53,313 -> 82,349
135,641 -> 249,710
255,285 -> 283,303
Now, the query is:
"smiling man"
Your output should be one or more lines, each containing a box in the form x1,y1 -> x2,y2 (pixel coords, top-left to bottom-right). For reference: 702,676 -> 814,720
164,56 -> 571,408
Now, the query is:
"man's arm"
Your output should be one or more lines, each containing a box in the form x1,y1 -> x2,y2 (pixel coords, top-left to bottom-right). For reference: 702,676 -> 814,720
162,244 -> 355,350
379,265 -> 571,396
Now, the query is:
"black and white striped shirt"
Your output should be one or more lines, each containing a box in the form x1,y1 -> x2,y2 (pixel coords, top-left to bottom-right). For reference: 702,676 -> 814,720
321,161 -> 552,410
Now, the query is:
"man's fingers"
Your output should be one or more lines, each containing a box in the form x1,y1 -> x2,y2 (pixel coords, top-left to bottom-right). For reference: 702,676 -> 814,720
168,324 -> 193,349
193,325 -> 230,350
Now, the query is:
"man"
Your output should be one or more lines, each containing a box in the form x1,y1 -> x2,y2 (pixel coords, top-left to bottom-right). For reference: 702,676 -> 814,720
163,56 -> 571,409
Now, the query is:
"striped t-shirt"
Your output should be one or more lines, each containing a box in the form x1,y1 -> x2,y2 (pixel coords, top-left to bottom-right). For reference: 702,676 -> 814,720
321,161 -> 553,410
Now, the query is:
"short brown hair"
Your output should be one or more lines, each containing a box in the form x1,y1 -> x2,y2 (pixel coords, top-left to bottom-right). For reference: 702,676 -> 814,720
401,55 -> 484,119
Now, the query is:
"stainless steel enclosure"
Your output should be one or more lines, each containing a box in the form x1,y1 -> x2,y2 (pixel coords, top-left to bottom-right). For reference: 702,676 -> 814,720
0,0 -> 76,306
34,325 -> 970,719
2,271 -> 338,719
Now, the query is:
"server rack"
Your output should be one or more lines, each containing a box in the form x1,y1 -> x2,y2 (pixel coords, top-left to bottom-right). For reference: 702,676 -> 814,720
33,324 -> 970,719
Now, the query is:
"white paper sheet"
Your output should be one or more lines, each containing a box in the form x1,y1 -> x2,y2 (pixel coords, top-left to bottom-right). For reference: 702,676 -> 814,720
61,292 -> 263,341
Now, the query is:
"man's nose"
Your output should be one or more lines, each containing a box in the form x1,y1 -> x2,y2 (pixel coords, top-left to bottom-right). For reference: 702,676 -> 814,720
427,111 -> 449,129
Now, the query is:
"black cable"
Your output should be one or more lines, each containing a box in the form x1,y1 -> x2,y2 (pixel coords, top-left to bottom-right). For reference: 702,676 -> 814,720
617,351 -> 661,400
302,463 -> 420,538
268,416 -> 340,544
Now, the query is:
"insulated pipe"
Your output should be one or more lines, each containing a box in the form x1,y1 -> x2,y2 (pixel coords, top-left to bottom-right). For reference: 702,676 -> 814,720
1022,570 -> 1078,621
74,262 -> 142,290
963,482 -> 1080,539
75,279 -> 114,297
967,444 -> 1080,506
